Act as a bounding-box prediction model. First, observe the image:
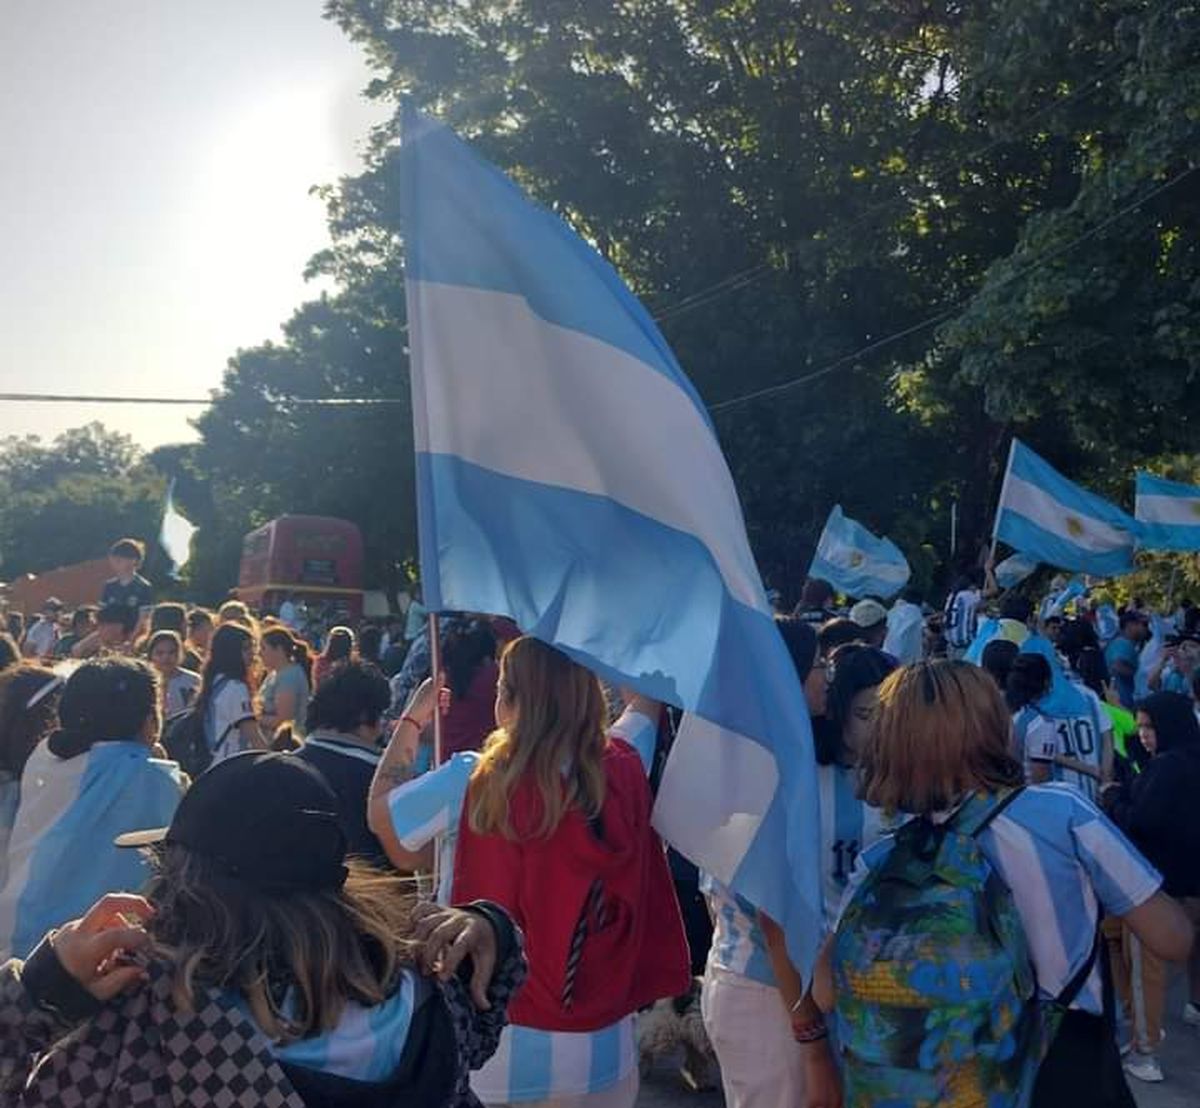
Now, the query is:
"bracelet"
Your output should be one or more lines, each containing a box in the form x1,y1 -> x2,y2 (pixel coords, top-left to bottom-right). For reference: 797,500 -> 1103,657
791,1017 -> 828,1044
400,715 -> 424,730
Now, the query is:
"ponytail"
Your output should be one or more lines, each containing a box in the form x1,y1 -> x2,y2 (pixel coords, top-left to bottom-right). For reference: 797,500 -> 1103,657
263,627 -> 314,689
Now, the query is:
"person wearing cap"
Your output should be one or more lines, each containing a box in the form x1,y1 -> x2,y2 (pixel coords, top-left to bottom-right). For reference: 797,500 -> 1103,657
848,598 -> 888,650
0,750 -> 526,1108
20,599 -> 62,661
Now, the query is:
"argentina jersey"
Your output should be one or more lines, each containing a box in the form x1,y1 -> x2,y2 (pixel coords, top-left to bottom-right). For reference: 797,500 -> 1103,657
817,761 -> 892,931
701,876 -> 775,985
1018,694 -> 1107,802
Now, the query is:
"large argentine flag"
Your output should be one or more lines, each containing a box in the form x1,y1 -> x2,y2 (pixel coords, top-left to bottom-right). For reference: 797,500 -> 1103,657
994,440 -> 1141,576
1135,473 -> 1200,552
401,108 -> 822,971
0,740 -> 182,958
809,505 -> 911,599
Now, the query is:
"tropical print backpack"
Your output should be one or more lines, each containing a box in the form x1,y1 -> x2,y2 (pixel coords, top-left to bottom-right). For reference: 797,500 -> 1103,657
831,789 -> 1038,1108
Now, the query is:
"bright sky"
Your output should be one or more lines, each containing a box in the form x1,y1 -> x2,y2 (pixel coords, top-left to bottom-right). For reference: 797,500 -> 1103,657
0,1 -> 387,449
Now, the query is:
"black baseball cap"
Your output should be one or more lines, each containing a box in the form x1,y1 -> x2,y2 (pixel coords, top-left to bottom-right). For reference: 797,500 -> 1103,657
116,752 -> 348,892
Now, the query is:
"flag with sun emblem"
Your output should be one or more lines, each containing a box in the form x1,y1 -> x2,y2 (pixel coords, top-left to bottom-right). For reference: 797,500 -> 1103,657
809,505 -> 911,599
1135,473 -> 1200,552
993,441 -> 1142,575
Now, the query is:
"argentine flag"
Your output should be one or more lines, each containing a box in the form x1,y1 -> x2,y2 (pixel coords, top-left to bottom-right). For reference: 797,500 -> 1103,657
994,551 -> 1039,590
1135,473 -> 1200,552
809,505 -> 910,599
0,740 -> 182,958
994,441 -> 1141,576
400,109 -> 822,971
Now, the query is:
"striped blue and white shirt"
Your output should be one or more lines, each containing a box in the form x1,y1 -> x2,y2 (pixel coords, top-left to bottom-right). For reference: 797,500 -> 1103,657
817,762 -> 893,932
1014,691 -> 1108,802
702,876 -> 775,985
385,708 -> 656,1103
844,785 -> 1161,1013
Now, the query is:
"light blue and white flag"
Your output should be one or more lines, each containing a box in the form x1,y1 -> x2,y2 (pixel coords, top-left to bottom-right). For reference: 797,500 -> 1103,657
809,506 -> 910,600
1135,473 -> 1200,552
1039,576 -> 1087,622
160,479 -> 197,576
994,551 -> 1039,590
0,741 -> 182,958
994,440 -> 1141,576
400,108 -> 822,971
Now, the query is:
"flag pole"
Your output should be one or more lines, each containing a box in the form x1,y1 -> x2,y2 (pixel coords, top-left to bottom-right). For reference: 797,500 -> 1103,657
426,611 -> 444,900
990,437 -> 1018,562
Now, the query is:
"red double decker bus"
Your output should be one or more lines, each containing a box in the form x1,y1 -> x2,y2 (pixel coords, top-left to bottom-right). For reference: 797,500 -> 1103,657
237,516 -> 364,619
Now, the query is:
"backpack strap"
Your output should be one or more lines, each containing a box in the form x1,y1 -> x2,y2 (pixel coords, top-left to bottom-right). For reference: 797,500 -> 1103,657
1054,926 -> 1102,1011
952,786 -> 1026,839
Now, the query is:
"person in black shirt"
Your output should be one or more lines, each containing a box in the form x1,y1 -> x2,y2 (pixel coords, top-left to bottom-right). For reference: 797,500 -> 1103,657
294,661 -> 392,867
100,538 -> 153,618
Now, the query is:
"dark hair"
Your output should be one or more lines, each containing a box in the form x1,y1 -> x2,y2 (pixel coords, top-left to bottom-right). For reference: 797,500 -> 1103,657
0,633 -> 19,674
322,627 -> 356,663
815,644 -> 896,765
776,616 -> 819,684
305,662 -> 392,734
999,593 -> 1033,623
98,603 -> 138,634
187,608 -> 215,631
0,665 -> 62,776
1005,654 -> 1052,712
151,603 -> 187,635
799,578 -> 834,608
950,567 -> 984,593
817,618 -> 862,657
262,627 -> 314,688
358,626 -> 383,665
199,623 -> 256,712
1119,611 -> 1148,631
1057,618 -> 1099,669
148,629 -> 183,659
1136,692 -> 1200,753
442,620 -> 498,700
1075,646 -> 1110,698
50,657 -> 158,759
980,639 -> 1019,691
71,607 -> 97,634
109,538 -> 146,562
6,614 -> 24,640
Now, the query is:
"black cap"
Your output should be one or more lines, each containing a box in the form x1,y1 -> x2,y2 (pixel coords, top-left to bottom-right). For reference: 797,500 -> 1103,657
116,752 -> 348,892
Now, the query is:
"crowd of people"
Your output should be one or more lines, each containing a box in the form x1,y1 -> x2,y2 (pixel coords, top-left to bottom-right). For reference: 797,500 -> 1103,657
0,532 -> 1197,1107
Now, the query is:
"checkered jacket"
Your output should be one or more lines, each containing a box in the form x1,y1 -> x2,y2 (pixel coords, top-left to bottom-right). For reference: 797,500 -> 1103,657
0,939 -> 525,1107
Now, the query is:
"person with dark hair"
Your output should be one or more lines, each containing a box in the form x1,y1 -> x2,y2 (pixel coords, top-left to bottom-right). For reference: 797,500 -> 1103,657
21,599 -> 62,660
943,567 -> 986,658
793,578 -> 837,626
196,623 -> 263,764
816,644 -> 897,768
980,638 -> 1019,692
296,662 -> 394,866
149,602 -> 186,636
0,634 -> 19,674
0,658 -> 182,958
185,607 -> 214,665
0,753 -> 525,1105
699,617 -> 842,1108
0,666 -> 62,886
358,624 -> 384,667
70,603 -> 138,659
816,616 -> 862,659
100,538 -> 153,619
314,626 -> 357,687
1106,612 -> 1150,708
54,606 -> 96,659
259,627 -> 313,740
147,630 -> 200,719
997,592 -> 1034,646
1102,693 -> 1200,1083
438,619 -> 500,764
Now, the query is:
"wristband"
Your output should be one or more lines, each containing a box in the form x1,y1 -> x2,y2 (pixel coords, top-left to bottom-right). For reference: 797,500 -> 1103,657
791,1016 -> 828,1044
400,715 -> 424,730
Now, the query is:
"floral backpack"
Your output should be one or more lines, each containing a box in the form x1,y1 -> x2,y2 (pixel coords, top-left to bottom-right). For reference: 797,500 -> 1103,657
831,789 -> 1049,1108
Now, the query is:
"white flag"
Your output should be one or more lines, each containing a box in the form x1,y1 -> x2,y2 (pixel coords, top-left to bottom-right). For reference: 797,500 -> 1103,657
160,480 -> 197,575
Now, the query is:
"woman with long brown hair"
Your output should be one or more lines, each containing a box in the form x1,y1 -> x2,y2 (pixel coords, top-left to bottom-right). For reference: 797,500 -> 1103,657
259,626 -> 313,738
195,622 -> 264,763
433,636 -> 687,1108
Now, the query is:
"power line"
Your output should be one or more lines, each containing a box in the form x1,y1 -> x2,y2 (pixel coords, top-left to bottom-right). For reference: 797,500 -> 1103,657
0,393 -> 408,407
707,164 -> 1198,413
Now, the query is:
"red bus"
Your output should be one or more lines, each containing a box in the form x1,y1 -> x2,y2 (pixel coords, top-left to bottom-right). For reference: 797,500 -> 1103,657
237,516 -> 364,619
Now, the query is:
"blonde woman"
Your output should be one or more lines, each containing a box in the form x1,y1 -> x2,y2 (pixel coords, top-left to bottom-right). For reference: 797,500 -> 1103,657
0,751 -> 525,1105
451,637 -> 688,1108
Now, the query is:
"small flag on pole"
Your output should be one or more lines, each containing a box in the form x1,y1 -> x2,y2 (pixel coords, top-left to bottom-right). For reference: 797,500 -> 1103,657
809,505 -> 911,599
159,480 -> 197,576
994,551 -> 1039,589
993,440 -> 1141,576
1134,473 -> 1200,552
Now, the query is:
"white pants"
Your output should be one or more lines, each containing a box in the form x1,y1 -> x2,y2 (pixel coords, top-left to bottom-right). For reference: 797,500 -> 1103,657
701,966 -> 803,1108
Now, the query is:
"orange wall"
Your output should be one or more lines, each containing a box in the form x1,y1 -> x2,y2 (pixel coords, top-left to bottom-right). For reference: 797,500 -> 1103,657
3,558 -> 112,613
